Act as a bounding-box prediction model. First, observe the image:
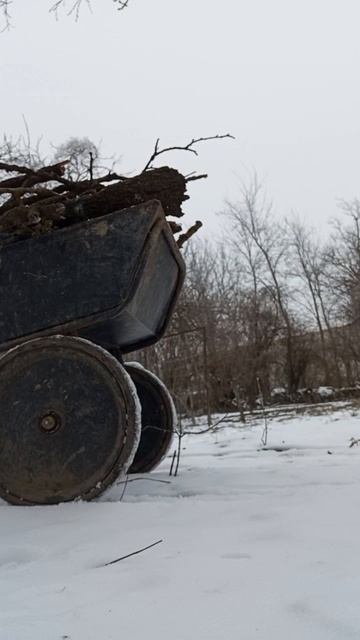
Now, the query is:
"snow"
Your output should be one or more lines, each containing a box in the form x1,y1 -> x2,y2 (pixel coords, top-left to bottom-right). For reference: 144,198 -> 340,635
316,386 -> 335,398
1,404 -> 360,639
270,386 -> 286,396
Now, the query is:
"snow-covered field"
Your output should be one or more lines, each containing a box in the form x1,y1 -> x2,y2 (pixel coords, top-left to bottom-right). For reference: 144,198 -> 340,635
1,403 -> 360,640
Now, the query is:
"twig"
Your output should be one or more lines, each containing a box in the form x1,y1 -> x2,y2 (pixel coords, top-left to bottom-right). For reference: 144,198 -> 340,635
174,406 -> 183,477
174,422 -> 182,477
169,404 -> 229,477
0,0 -> 11,32
100,539 -> 163,567
115,477 -> 171,486
119,473 -> 129,501
49,0 -> 129,20
143,412 -> 228,438
114,0 -> 131,9
349,437 -> 360,448
50,0 -> 91,21
181,413 -> 229,436
169,450 -> 177,476
257,377 -> 268,447
143,134 -> 234,172
185,173 -> 208,183
89,151 -> 94,182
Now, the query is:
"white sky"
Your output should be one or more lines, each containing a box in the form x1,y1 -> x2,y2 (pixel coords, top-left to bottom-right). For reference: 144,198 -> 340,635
1,0 -> 360,239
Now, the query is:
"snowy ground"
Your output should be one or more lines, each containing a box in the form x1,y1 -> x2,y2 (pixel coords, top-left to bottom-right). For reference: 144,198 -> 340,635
1,403 -> 360,640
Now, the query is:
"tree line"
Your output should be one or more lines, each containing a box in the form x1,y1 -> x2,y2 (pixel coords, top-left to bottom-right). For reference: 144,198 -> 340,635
133,175 -> 360,415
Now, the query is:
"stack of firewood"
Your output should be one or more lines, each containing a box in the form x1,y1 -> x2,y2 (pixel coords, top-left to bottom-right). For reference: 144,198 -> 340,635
0,135 -> 233,247
0,162 -> 203,247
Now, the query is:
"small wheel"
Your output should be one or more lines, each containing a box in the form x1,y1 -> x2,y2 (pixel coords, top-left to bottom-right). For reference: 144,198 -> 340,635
124,362 -> 176,473
0,336 -> 141,505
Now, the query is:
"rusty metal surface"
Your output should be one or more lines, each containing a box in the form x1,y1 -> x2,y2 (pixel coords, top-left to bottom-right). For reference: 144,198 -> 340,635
0,336 -> 139,505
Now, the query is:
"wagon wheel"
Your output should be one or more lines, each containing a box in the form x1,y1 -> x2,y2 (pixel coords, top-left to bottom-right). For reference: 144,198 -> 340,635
0,336 -> 141,505
124,363 -> 176,473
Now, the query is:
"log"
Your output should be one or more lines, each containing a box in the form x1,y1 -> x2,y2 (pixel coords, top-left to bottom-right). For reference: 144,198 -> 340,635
64,166 -> 188,221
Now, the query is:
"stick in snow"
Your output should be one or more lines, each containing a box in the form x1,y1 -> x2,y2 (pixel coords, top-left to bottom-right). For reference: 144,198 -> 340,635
99,539 -> 163,567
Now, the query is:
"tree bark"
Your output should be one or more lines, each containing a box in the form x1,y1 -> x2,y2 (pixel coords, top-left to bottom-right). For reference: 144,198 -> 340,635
65,167 -> 188,221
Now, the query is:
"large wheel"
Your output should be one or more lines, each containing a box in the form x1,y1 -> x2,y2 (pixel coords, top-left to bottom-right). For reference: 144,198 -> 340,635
0,336 -> 141,505
124,362 -> 176,473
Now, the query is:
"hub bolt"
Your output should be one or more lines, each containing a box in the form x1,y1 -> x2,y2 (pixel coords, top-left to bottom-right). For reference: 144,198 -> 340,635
40,412 -> 60,433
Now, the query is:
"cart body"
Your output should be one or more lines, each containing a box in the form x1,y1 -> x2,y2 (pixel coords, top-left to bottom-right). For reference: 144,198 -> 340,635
0,199 -> 185,504
0,199 -> 185,353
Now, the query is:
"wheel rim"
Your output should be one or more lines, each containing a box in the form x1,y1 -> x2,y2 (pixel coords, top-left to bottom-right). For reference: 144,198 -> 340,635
0,336 -> 140,505
125,363 -> 176,473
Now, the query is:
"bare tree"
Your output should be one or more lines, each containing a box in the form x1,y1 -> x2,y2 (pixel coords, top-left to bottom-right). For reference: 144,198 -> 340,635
223,175 -> 308,395
322,199 -> 360,384
53,136 -> 101,182
327,199 -> 360,323
287,219 -> 342,386
134,235 -> 279,412
0,128 -> 43,175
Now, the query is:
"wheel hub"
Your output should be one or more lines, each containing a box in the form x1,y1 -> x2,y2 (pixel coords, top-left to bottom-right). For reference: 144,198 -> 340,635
39,411 -> 61,434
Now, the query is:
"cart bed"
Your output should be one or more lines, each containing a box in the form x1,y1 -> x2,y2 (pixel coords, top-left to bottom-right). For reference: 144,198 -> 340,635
0,200 -> 184,353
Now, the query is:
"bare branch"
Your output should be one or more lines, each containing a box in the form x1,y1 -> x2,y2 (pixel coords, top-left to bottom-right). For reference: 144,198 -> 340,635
143,414 -> 229,437
0,1 -> 131,27
169,450 -> 177,476
0,0 -> 11,31
181,413 -> 229,436
50,0 -> 91,21
113,0 -> 131,9
143,134 -> 234,172
49,0 -> 130,20
0,130 -> 44,171
349,437 -> 360,448
185,173 -> 208,183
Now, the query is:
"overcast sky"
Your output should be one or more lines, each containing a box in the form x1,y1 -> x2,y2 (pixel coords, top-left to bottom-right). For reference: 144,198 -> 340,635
1,0 -> 360,239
